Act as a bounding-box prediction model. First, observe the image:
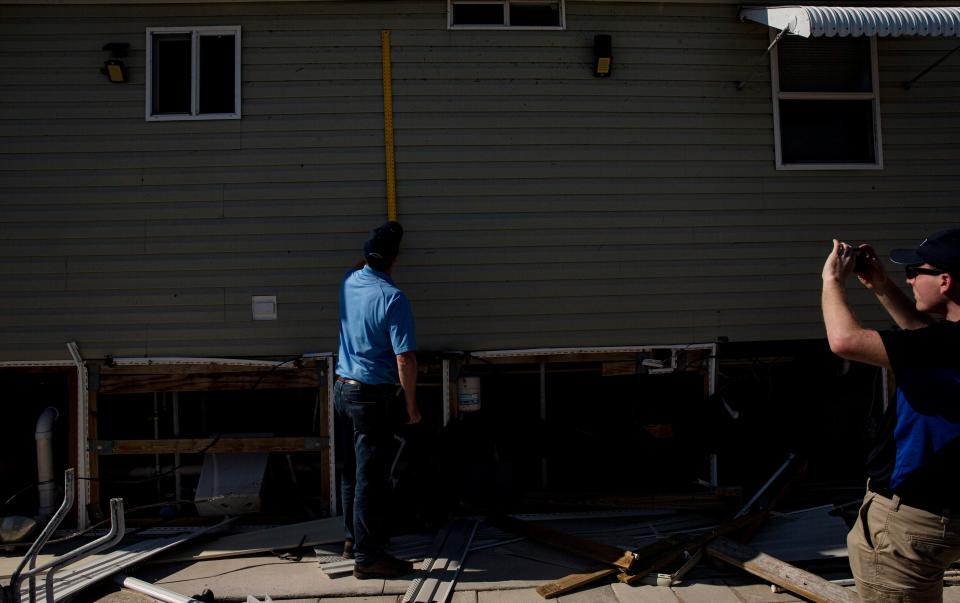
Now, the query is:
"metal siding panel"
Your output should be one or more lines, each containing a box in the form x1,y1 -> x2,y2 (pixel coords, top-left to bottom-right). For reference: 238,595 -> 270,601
1,2 -> 960,360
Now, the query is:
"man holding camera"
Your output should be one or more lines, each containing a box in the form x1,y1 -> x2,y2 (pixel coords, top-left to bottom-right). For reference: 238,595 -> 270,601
821,228 -> 960,602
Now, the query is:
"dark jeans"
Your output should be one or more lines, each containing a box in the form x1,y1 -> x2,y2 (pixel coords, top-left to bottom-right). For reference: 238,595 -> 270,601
334,380 -> 398,565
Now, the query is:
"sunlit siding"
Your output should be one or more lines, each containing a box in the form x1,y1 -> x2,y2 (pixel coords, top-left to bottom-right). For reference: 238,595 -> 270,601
1,1 -> 958,360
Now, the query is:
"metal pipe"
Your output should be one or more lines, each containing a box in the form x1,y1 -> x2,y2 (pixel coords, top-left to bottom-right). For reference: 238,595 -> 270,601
735,453 -> 797,519
539,362 -> 547,489
110,357 -> 284,367
172,392 -> 181,506
153,393 -> 162,500
9,469 -> 75,603
66,342 -> 90,531
35,408 -> 59,521
470,343 -> 716,358
39,498 -> 125,603
327,355 -> 337,516
112,575 -> 203,603
442,359 -> 451,427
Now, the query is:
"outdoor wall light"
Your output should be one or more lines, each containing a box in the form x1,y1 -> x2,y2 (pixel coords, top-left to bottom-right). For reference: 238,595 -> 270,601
593,34 -> 612,78
101,42 -> 130,83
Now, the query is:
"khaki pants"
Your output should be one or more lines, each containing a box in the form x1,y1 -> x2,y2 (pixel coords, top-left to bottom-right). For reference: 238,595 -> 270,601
848,489 -> 960,602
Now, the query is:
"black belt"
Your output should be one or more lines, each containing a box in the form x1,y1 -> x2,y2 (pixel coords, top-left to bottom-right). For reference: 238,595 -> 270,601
336,376 -> 397,390
869,481 -> 955,517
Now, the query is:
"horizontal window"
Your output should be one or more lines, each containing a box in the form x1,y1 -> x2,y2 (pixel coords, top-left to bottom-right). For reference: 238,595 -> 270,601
146,26 -> 241,121
449,0 -> 564,29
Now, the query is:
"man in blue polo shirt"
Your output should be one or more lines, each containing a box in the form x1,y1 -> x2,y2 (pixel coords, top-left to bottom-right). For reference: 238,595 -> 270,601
335,220 -> 420,579
822,228 -> 960,602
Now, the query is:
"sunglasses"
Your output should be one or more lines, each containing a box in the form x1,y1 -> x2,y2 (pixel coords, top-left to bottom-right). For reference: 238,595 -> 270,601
905,265 -> 946,279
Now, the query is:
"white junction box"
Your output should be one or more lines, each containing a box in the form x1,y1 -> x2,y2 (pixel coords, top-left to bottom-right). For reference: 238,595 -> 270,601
252,295 -> 278,320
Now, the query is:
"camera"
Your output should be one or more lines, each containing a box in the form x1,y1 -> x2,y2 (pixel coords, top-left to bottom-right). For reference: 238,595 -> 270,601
852,248 -> 874,273
838,245 -> 872,273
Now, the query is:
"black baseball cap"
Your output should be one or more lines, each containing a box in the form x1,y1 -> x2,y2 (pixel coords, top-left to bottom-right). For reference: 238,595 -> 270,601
363,221 -> 403,262
890,227 -> 960,272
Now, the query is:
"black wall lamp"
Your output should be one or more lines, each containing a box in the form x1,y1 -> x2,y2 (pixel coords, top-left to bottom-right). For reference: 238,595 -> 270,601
593,34 -> 612,78
101,42 -> 130,83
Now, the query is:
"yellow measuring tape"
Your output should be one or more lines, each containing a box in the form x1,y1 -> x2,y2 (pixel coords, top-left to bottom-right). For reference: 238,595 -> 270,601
381,30 -> 398,222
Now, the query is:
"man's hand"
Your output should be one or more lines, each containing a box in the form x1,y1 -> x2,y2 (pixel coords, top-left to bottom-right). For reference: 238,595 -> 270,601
822,239 -> 857,283
852,243 -> 887,290
406,404 -> 422,425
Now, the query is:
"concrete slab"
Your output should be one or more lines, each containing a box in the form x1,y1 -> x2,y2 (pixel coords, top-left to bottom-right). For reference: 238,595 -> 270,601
477,588 -> 544,603
945,586 -> 960,603
557,584 -> 618,603
455,543 -> 595,591
315,597 -> 395,602
137,555 -> 385,599
450,592 -> 478,603
726,583 -> 801,602
671,579 -> 740,603
611,583 -> 681,603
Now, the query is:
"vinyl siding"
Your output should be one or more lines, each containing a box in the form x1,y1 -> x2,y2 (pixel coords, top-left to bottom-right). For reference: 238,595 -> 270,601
1,1 -> 959,360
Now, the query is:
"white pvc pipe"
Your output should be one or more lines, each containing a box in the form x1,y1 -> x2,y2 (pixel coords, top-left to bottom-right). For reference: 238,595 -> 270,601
113,575 -> 204,603
35,407 -> 59,521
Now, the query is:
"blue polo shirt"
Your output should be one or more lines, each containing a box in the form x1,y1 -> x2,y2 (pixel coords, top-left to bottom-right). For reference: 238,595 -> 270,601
336,266 -> 416,385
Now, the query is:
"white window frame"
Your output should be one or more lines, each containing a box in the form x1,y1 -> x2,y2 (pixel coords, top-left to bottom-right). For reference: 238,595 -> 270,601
145,25 -> 242,122
448,0 -> 565,30
770,34 -> 883,171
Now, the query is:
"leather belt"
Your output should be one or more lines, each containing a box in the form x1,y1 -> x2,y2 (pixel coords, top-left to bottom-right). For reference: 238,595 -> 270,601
336,376 -> 397,390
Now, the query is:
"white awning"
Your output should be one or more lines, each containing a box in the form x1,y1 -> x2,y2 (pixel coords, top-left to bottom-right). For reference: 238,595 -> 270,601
740,6 -> 960,37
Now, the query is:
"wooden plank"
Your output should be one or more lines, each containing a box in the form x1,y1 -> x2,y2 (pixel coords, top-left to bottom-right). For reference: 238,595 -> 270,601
489,516 -> 638,572
536,568 -> 619,599
704,538 -> 859,603
92,437 -> 327,455
97,370 -> 321,394
98,360 -> 321,375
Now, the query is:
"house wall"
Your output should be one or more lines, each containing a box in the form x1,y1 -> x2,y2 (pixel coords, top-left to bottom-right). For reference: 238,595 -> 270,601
1,1 -> 959,360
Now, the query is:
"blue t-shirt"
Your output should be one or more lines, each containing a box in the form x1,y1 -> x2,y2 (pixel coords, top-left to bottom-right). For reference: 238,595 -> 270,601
877,321 -> 960,501
336,266 -> 416,385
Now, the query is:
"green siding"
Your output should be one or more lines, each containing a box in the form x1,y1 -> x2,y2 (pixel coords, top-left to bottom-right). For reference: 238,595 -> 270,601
1,1 -> 959,359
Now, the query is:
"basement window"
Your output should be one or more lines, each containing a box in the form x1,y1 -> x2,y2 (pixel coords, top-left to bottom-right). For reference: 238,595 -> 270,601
449,0 -> 564,29
146,26 -> 241,121
771,35 -> 882,170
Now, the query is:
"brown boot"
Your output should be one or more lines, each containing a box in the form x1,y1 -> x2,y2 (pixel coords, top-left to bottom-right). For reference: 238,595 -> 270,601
342,539 -> 354,560
353,554 -> 414,579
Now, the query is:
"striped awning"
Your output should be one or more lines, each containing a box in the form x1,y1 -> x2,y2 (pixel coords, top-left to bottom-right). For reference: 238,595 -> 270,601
740,6 -> 960,37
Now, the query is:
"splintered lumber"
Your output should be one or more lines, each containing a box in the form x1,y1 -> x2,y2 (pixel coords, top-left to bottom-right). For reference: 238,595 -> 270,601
705,537 -> 858,603
613,510 -> 767,587
616,536 -> 696,586
536,568 -> 619,599
489,515 -> 637,572
537,535 -> 688,598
